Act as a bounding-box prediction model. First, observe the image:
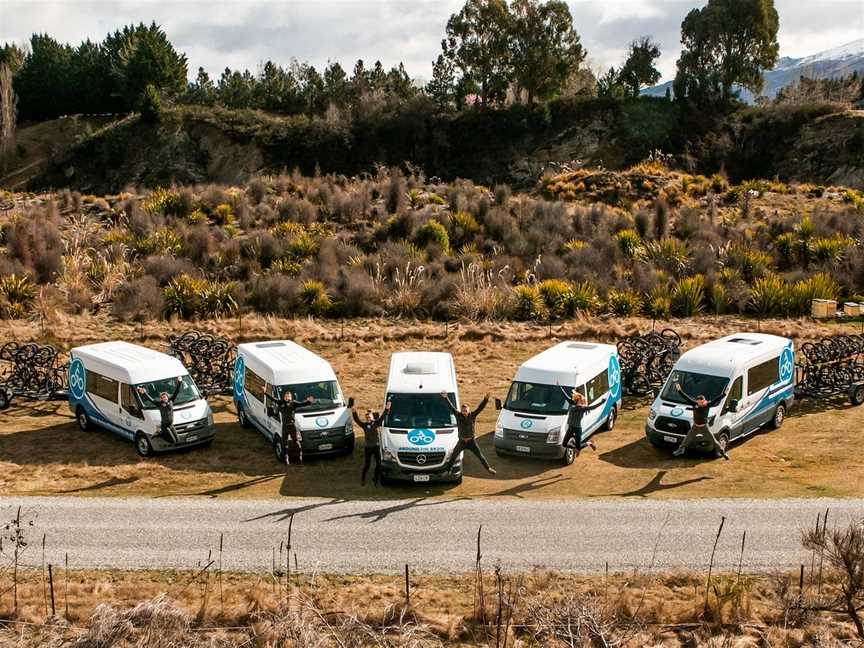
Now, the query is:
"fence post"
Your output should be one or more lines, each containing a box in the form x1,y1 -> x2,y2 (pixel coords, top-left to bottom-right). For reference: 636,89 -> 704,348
404,564 -> 410,607
48,564 -> 55,617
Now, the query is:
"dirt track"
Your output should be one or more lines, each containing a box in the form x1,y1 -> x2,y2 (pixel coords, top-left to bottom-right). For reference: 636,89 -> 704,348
0,314 -> 862,500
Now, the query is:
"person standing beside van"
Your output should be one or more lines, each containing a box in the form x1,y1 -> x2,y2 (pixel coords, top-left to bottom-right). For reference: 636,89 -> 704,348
557,382 -> 605,456
352,401 -> 391,486
440,391 -> 497,476
137,376 -> 183,443
277,391 -> 316,464
673,383 -> 729,460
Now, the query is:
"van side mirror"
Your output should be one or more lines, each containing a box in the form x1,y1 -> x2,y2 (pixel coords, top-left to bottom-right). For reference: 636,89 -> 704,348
495,397 -> 502,411
728,399 -> 739,412
348,397 -> 355,408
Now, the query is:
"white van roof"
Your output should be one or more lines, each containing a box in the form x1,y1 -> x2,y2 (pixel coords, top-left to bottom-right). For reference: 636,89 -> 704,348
674,333 -> 793,378
386,352 -> 457,395
71,341 -> 188,384
238,340 -> 337,386
514,340 -> 616,387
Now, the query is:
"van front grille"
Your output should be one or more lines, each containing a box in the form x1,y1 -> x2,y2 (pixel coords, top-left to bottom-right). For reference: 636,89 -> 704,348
302,427 -> 345,442
654,417 -> 689,435
398,451 -> 446,467
503,428 -> 548,442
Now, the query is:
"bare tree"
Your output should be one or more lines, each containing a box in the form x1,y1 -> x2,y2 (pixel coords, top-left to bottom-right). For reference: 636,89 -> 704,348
801,518 -> 864,639
0,62 -> 17,174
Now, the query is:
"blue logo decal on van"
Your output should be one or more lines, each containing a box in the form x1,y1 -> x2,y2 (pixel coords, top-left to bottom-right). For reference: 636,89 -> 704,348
68,358 -> 86,400
315,417 -> 329,428
670,407 -> 684,417
779,347 -> 794,383
407,428 -> 435,446
233,356 -> 245,400
608,355 -> 621,399
520,419 -> 533,429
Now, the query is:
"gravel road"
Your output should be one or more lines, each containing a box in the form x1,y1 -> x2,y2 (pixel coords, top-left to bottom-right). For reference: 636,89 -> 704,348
1,496 -> 859,574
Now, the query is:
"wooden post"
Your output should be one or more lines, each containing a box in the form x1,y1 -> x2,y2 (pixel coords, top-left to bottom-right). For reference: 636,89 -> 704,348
704,516 -> 725,616
286,513 -> 294,609
48,564 -> 56,617
404,564 -> 410,607
64,552 -> 68,619
218,533 -> 224,614
798,564 -> 805,609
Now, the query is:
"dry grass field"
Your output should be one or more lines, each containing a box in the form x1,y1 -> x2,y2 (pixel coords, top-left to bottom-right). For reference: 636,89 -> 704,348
2,567 -> 860,646
0,313 -> 862,501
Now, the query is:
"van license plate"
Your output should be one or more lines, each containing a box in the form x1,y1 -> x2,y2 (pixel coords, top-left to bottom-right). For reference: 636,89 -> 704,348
663,435 -> 677,443
187,435 -> 198,442
413,474 -> 430,482
318,443 -> 333,451
516,445 -> 531,453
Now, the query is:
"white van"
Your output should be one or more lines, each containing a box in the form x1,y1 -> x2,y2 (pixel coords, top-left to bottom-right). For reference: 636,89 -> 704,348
379,352 -> 462,484
67,341 -> 215,457
233,340 -> 353,462
493,341 -> 622,464
646,332 -> 795,452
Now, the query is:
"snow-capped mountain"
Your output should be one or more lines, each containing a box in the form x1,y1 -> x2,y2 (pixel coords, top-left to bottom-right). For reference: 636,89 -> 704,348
643,38 -> 864,102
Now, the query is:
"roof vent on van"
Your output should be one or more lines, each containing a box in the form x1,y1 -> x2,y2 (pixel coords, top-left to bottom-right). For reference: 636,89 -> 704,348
404,362 -> 436,375
255,342 -> 288,348
728,338 -> 762,346
567,343 -> 597,350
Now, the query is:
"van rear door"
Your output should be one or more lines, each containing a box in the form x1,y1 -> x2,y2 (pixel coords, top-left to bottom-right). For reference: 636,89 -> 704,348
581,368 -> 610,435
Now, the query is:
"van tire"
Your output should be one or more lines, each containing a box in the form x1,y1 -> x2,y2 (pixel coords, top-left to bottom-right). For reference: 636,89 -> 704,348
76,406 -> 91,431
602,406 -> 617,432
770,404 -> 786,429
273,435 -> 286,463
716,431 -> 730,456
135,433 -> 153,457
561,445 -> 577,466
850,384 -> 864,406
0,389 -> 10,410
237,404 -> 253,429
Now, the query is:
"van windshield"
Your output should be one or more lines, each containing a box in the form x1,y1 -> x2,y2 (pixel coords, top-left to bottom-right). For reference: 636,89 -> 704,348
135,375 -> 200,409
505,381 -> 573,415
276,381 -> 341,410
660,371 -> 729,405
384,392 -> 457,429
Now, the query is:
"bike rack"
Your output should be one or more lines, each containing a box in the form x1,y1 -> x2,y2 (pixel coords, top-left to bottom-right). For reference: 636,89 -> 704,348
166,330 -> 236,397
0,342 -> 69,409
616,328 -> 682,397
794,335 -> 864,406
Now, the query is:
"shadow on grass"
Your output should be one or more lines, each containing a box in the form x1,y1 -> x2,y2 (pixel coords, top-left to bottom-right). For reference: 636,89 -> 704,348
53,475 -> 139,493
488,473 -> 571,498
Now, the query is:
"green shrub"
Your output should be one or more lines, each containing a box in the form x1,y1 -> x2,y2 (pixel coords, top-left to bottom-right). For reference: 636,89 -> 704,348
606,288 -> 642,316
414,219 -> 450,251
298,280 -> 331,316
510,285 -> 546,321
135,228 -> 183,256
787,272 -> 839,315
286,232 -> 319,260
723,243 -> 772,282
710,283 -> 730,315
537,279 -> 572,319
140,83 -> 161,122
384,214 -> 415,241
671,275 -> 705,316
748,274 -> 787,316
563,281 -> 601,315
645,238 -> 689,275
200,282 -> 238,318
843,189 -> 864,211
164,274 -> 205,319
614,229 -> 644,259
0,274 -> 36,318
212,203 -> 234,226
808,236 -> 853,265
448,211 -> 481,248
645,287 -> 672,319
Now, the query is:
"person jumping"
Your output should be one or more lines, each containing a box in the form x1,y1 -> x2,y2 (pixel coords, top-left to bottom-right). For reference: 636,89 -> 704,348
557,382 -> 606,456
277,391 -> 315,464
673,383 -> 729,460
137,376 -> 183,443
352,400 -> 391,486
440,391 -> 496,476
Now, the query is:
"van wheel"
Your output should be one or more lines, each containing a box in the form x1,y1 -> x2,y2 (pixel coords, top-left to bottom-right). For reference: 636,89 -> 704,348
850,384 -> 864,406
237,404 -> 253,429
602,407 -> 617,432
135,433 -> 153,457
716,432 -> 730,456
770,404 -> 786,429
273,435 -> 286,463
0,389 -> 10,410
76,406 -> 91,431
561,445 -> 576,466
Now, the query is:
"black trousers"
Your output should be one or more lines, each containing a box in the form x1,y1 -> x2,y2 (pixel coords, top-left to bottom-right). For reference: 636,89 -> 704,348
444,438 -> 491,472
362,445 -> 381,483
160,422 -> 178,443
562,426 -> 591,451
281,424 -> 302,462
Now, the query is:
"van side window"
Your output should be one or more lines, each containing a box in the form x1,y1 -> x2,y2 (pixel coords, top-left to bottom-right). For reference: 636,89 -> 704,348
583,369 -> 610,403
723,377 -> 743,414
244,367 -> 266,403
85,371 -> 118,403
747,356 -> 780,395
120,384 -> 143,419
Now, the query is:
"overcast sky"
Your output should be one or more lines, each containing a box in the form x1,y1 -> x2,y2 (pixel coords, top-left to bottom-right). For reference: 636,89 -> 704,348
1,0 -> 862,83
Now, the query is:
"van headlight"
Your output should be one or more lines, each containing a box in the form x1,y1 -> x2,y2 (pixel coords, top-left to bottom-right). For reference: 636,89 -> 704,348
207,413 -> 214,426
344,423 -> 352,435
648,408 -> 657,420
547,425 -> 563,444
382,446 -> 398,462
494,419 -> 503,438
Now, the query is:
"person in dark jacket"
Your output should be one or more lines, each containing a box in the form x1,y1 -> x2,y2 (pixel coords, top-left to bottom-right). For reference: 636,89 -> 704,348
352,401 -> 391,486
276,391 -> 316,464
440,391 -> 496,475
673,383 -> 729,460
137,376 -> 183,443
557,382 -> 606,456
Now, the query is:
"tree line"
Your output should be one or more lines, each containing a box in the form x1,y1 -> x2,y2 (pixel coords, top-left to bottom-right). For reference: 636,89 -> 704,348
0,0 -> 789,126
